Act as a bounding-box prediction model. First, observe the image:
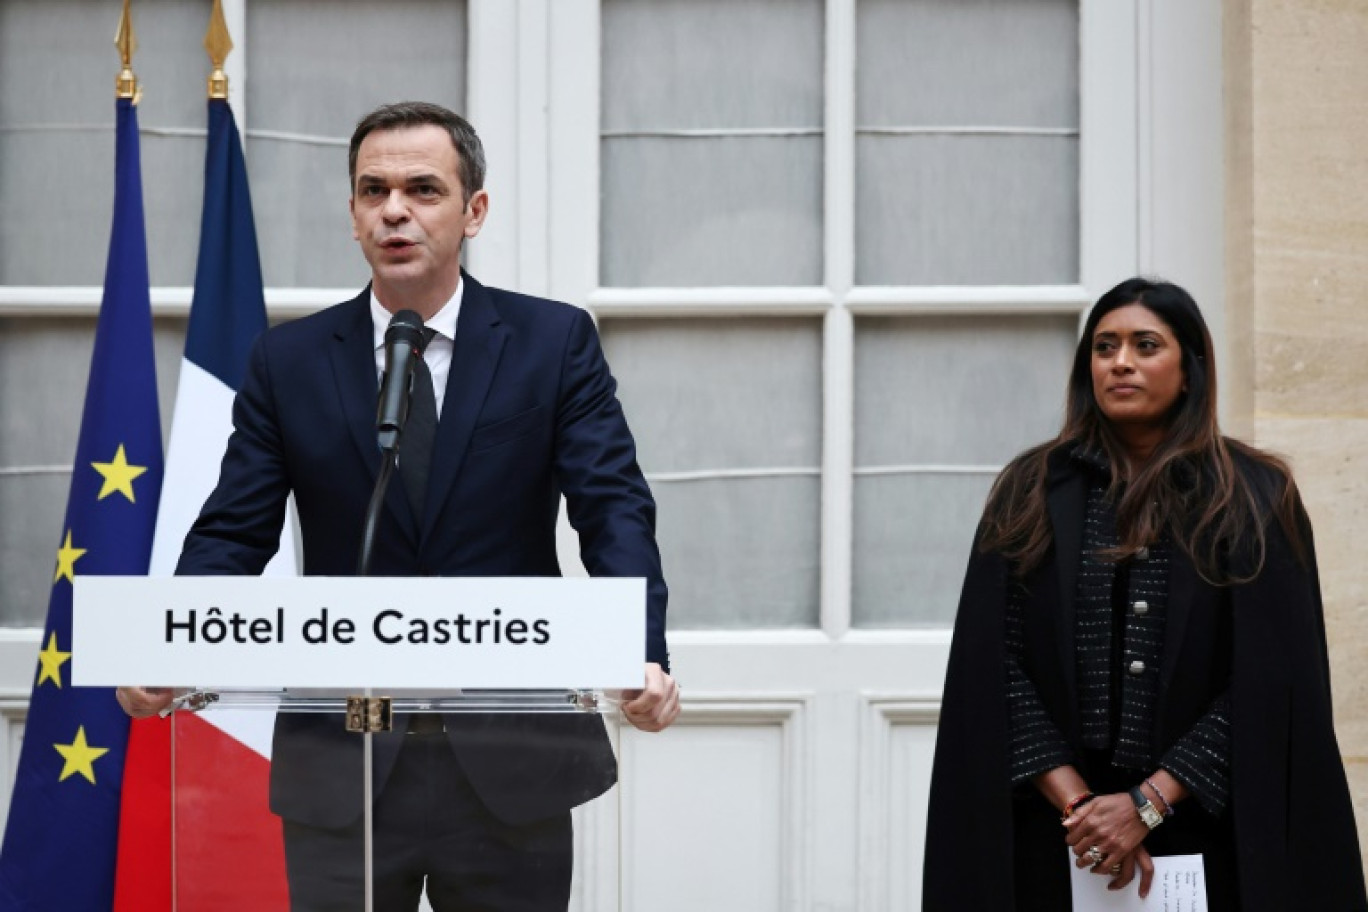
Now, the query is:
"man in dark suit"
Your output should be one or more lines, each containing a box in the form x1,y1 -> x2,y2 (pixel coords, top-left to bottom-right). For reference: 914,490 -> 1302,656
118,101 -> 678,910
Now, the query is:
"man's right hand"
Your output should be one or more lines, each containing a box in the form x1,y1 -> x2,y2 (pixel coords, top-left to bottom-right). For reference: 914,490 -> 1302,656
115,686 -> 175,719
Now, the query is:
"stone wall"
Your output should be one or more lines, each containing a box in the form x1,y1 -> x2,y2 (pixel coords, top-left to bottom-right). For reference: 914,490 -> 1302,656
1225,0 -> 1368,868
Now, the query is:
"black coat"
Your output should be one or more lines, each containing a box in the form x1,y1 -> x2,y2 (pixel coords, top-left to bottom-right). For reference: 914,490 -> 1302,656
923,451 -> 1366,911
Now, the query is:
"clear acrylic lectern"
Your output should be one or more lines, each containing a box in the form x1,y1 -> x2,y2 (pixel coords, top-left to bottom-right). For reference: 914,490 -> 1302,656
165,688 -> 622,911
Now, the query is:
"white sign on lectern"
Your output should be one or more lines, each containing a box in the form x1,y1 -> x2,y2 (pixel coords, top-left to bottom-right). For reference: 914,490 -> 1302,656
72,576 -> 646,689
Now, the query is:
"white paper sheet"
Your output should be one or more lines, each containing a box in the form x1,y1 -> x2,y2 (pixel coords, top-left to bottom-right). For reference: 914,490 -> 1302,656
1069,851 -> 1207,912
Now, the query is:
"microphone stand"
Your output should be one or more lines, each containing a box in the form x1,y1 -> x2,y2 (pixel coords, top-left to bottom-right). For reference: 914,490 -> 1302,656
355,370 -> 408,912
358,358 -> 414,576
356,451 -> 397,578
355,448 -> 396,912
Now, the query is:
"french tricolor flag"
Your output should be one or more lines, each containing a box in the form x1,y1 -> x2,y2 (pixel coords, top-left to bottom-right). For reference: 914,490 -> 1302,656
113,98 -> 294,911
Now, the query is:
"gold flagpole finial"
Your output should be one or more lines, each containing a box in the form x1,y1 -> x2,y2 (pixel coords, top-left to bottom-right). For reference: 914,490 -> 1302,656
114,0 -> 140,102
204,0 -> 234,100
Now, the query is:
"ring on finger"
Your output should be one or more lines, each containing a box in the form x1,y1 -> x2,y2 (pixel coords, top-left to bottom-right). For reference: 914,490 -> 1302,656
1110,863 -> 1122,875
1086,846 -> 1104,866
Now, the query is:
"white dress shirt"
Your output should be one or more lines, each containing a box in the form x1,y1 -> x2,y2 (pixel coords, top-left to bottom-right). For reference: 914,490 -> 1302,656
369,279 -> 462,418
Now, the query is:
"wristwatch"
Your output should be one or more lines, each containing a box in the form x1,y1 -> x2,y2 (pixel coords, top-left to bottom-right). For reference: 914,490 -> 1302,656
1129,786 -> 1164,830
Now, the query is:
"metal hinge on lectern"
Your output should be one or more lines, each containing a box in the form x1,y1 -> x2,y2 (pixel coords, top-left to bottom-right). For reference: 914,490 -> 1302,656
345,696 -> 393,733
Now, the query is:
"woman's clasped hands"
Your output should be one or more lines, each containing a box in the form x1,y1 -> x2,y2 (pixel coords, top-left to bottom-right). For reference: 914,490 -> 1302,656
1063,793 -> 1155,897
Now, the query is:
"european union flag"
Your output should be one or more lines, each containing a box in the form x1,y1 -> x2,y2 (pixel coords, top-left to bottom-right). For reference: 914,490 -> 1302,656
0,97 -> 163,910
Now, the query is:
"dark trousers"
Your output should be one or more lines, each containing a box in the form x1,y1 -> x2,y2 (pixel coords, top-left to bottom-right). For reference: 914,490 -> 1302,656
282,733 -> 573,912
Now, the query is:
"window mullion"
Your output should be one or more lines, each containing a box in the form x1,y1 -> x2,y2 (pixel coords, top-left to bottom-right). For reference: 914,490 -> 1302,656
224,0 -> 247,130
467,0 -> 524,290
1079,0 -> 1140,297
547,0 -> 599,308
822,0 -> 857,639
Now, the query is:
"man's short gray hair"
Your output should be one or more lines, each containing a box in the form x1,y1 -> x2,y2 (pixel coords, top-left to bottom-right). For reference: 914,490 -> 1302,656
348,101 -> 485,204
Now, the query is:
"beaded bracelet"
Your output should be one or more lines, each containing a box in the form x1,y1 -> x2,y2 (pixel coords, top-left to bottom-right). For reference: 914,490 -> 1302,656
1061,791 -> 1096,821
1145,778 -> 1175,817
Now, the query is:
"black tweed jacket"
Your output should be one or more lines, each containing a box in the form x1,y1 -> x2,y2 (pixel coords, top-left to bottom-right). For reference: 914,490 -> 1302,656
1005,449 -> 1232,813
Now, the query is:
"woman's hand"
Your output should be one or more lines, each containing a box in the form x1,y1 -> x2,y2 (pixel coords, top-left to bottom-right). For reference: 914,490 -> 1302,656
1103,842 -> 1155,897
1063,792 -> 1150,876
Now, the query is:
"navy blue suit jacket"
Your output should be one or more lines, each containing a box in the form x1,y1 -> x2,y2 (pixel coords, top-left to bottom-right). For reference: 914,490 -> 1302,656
178,273 -> 668,827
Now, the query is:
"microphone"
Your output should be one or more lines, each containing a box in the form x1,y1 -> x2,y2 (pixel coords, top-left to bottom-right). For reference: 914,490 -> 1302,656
375,309 -> 428,453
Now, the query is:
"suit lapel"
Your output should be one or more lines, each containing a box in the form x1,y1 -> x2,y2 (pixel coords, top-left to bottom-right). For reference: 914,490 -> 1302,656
420,273 -> 507,539
330,287 -> 421,542
1045,454 -> 1086,713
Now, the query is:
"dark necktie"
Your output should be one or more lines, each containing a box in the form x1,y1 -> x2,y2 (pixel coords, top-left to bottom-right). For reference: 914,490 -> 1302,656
399,327 -> 438,520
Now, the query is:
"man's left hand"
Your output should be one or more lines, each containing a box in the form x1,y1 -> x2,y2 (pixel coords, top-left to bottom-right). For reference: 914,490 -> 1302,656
621,662 -> 679,732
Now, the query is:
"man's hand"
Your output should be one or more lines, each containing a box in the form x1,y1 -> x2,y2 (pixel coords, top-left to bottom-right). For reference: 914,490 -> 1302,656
115,686 -> 175,719
620,662 -> 679,732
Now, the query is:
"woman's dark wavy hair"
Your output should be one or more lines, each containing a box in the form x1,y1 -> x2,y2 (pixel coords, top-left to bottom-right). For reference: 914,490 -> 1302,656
979,277 -> 1305,584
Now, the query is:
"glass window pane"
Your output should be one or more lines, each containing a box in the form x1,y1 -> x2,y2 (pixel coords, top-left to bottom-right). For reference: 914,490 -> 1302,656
852,315 -> 1076,626
0,473 -> 69,627
855,315 -> 1075,466
0,316 -> 187,626
601,0 -> 823,287
855,0 -> 1079,285
854,473 -> 994,627
0,0 -> 206,286
246,0 -> 467,287
241,141 -> 371,289
602,0 -> 823,131
0,130 -> 111,287
856,134 -> 1078,285
601,136 -> 822,287
654,477 -> 820,629
0,320 -> 93,469
857,0 -> 1079,128
601,318 -> 822,628
602,319 -> 821,470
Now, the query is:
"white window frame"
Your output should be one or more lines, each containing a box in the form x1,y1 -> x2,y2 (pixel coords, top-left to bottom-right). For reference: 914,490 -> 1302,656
536,0 -> 1141,645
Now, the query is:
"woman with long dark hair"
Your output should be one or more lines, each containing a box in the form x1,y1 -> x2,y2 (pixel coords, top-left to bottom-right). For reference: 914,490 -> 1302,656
923,278 -> 1366,910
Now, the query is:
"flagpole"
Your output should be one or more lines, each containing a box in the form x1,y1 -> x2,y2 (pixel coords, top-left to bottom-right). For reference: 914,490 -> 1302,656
166,1 -> 215,889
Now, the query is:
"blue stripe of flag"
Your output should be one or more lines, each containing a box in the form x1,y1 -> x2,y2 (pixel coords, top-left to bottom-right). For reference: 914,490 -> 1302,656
185,99 -> 268,389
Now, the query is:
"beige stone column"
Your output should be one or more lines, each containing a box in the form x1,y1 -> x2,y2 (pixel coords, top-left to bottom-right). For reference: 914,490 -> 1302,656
1225,0 -> 1368,868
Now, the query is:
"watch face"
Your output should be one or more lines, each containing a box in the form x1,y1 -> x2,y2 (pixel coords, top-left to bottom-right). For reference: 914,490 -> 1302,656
1130,788 -> 1163,829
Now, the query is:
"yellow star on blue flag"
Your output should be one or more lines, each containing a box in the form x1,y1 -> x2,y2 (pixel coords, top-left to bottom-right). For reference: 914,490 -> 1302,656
53,726 -> 111,785
35,632 -> 72,689
91,443 -> 149,502
53,530 -> 87,585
